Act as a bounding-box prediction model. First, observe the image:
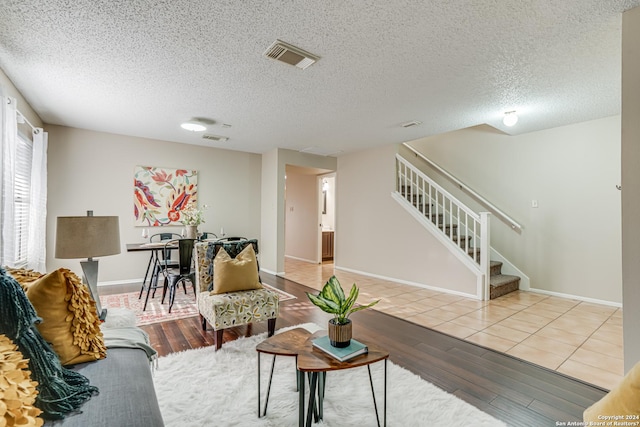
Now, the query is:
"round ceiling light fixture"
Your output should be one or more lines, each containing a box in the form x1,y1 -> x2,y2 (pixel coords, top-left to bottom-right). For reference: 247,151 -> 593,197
180,119 -> 207,132
502,111 -> 518,127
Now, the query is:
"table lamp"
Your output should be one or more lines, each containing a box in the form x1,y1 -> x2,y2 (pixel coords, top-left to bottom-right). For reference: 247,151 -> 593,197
55,211 -> 120,320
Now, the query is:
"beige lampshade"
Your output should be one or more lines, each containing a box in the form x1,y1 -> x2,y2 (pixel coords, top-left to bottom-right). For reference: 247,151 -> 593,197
55,216 -> 121,259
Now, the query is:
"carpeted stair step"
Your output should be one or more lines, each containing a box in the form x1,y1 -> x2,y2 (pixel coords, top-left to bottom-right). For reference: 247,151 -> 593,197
437,223 -> 458,236
467,247 -> 481,262
452,235 -> 473,248
490,260 -> 502,276
489,274 -> 520,299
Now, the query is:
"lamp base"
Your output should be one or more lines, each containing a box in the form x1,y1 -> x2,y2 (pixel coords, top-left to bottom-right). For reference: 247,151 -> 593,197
80,259 -> 107,321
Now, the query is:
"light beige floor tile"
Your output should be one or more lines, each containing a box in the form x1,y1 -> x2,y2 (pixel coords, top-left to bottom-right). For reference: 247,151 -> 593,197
580,336 -> 623,358
494,318 -> 542,334
284,258 -> 624,390
487,299 -> 530,311
450,314 -> 496,331
528,300 -> 575,315
520,307 -> 563,320
557,359 -> 623,391
482,324 -> 532,343
449,299 -> 488,310
430,293 -> 466,304
589,328 -> 623,347
432,322 -> 477,339
509,311 -> 554,326
466,332 -> 518,352
570,348 -> 624,375
538,296 -> 581,310
571,302 -> 618,317
405,312 -> 446,328
605,315 -> 622,326
595,322 -> 624,336
545,317 -> 601,336
437,303 -> 478,315
507,343 -> 567,370
519,334 -> 578,358
426,308 -> 463,321
534,326 -> 588,347
404,299 -> 447,312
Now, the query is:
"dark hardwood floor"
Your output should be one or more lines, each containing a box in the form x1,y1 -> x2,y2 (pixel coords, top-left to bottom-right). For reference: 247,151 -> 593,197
109,273 -> 606,427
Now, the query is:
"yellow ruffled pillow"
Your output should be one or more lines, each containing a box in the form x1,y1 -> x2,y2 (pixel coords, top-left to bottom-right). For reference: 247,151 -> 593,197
210,245 -> 263,294
584,361 -> 640,422
3,268 -> 44,290
0,334 -> 43,427
25,269 -> 106,366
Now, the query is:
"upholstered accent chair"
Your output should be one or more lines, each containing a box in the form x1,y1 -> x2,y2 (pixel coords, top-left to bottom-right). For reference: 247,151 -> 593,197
194,239 -> 279,350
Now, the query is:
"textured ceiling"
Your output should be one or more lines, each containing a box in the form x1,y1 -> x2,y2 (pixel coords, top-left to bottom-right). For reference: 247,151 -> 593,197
0,0 -> 638,155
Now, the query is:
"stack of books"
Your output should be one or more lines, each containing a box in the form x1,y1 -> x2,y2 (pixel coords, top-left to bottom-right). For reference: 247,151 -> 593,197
311,335 -> 368,362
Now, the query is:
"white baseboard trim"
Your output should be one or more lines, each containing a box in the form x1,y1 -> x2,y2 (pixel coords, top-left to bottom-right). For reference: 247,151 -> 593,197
261,268 -> 285,276
528,287 -> 622,308
285,255 -> 319,264
98,278 -> 142,287
334,265 -> 479,300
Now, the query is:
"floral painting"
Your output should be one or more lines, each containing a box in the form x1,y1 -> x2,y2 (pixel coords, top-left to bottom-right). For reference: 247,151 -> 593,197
134,166 -> 198,226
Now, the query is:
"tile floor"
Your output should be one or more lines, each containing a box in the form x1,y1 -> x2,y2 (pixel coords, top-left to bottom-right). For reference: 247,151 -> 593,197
283,258 -> 624,390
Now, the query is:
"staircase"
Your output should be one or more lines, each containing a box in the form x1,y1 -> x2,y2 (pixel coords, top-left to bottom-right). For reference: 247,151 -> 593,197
395,154 -> 520,300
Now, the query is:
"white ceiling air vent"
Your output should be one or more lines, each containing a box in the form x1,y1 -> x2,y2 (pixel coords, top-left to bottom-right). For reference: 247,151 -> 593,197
401,120 -> 422,128
263,40 -> 319,70
202,134 -> 229,142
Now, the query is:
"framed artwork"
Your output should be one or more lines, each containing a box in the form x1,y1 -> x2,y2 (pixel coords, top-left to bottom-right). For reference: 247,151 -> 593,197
133,165 -> 198,226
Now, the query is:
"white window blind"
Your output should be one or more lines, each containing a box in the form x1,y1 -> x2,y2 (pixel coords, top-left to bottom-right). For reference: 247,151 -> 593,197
12,133 -> 33,267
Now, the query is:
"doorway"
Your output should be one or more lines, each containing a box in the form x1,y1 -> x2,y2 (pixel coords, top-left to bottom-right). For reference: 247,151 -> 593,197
319,173 -> 336,264
283,165 -> 334,268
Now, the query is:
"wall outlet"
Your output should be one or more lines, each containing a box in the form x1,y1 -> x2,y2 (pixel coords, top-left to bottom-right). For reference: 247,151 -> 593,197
531,200 -> 539,208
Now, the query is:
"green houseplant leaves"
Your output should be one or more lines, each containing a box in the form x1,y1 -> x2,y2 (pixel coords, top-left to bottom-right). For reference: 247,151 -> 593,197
306,275 -> 380,324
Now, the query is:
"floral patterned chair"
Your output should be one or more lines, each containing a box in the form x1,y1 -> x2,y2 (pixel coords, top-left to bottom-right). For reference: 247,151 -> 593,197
194,239 -> 279,350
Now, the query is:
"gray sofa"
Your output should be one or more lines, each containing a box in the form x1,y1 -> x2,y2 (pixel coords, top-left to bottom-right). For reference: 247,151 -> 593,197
46,348 -> 164,426
45,317 -> 165,427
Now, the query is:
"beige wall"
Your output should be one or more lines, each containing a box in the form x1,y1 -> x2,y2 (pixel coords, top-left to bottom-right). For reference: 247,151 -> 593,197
336,143 -> 477,295
46,125 -> 262,283
284,171 -> 319,262
622,6 -> 640,371
408,116 -> 622,303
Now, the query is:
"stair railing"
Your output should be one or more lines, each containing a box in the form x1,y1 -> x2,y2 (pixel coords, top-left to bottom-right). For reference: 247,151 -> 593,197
403,142 -> 522,232
395,154 -> 490,299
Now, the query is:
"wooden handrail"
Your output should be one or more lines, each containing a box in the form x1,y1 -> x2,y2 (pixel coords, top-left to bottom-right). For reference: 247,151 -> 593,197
402,142 -> 522,232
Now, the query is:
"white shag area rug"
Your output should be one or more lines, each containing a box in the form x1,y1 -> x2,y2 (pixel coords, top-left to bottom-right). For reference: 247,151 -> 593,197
153,323 -> 506,427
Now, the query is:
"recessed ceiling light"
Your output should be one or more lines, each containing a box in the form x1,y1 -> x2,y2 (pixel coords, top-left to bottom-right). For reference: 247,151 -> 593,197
503,111 -> 518,127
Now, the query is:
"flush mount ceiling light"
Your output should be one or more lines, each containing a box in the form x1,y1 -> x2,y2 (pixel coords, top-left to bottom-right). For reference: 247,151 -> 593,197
503,111 -> 518,127
263,40 -> 320,70
180,118 -> 211,132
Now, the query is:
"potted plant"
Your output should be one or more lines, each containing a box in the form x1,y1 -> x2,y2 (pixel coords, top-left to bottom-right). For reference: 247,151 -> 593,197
306,275 -> 379,347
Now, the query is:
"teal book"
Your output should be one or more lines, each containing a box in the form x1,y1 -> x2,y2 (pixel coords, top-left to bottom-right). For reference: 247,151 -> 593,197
311,335 -> 368,362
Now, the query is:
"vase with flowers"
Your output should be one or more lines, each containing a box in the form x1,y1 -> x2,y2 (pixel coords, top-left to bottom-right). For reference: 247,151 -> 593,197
180,201 -> 208,239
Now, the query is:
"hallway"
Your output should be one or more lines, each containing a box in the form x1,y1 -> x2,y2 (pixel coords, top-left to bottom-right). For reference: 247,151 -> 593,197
283,258 -> 624,390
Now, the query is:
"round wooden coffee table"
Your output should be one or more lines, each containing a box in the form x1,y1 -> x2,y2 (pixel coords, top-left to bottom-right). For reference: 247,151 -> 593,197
256,328 -> 389,427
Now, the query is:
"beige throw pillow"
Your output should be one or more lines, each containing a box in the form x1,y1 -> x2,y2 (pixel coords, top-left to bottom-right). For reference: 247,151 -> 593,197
210,245 -> 263,295
584,361 -> 640,422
